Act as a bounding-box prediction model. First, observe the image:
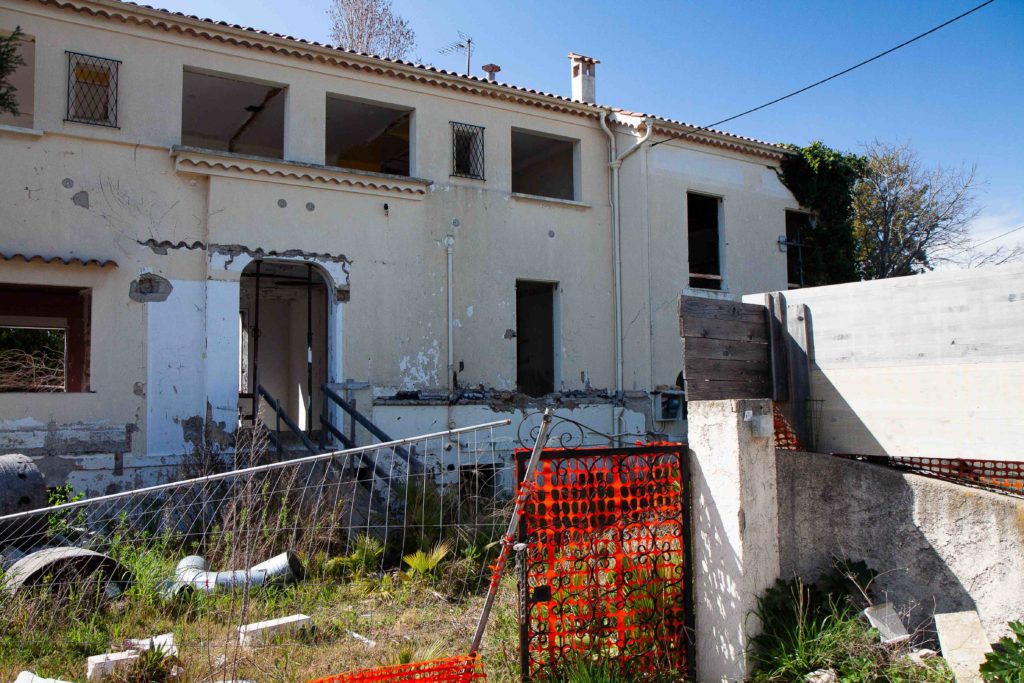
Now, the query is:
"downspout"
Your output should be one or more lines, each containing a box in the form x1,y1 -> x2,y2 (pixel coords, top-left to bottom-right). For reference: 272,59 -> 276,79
599,112 -> 654,429
444,234 -> 456,408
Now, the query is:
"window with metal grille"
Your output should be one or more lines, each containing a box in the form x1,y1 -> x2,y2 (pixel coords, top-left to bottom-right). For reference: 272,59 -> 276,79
451,121 -> 484,179
66,52 -> 119,127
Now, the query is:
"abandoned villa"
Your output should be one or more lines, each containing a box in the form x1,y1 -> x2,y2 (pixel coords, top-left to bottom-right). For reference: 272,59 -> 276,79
0,0 -> 799,493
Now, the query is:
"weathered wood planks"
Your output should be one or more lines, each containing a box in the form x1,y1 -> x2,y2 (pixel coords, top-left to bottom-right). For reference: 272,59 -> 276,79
679,296 -> 771,400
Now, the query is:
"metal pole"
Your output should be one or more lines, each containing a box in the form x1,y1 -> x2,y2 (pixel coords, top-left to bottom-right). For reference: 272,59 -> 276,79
469,407 -> 555,656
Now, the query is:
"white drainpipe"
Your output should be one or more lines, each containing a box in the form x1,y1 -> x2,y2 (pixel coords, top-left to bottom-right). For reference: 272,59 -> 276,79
599,112 -> 654,400
444,234 -> 456,406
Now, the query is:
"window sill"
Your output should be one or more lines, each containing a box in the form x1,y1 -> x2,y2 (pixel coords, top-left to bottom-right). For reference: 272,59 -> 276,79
0,123 -> 44,138
681,286 -> 733,300
170,146 -> 434,199
510,192 -> 590,209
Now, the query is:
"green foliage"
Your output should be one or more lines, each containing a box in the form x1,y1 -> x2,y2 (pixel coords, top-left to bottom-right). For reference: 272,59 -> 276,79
0,26 -> 25,117
325,534 -> 385,581
778,141 -> 867,286
46,484 -> 87,538
750,560 -> 951,683
535,653 -> 629,683
981,621 -> 1024,683
400,538 -> 453,584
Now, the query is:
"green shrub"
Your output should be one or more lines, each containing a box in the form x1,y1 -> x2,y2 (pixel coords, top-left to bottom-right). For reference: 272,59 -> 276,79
981,621 -> 1024,683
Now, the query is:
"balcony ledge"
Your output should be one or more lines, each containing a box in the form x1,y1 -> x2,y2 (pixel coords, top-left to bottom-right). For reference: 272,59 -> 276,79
509,192 -> 591,209
170,146 -> 433,199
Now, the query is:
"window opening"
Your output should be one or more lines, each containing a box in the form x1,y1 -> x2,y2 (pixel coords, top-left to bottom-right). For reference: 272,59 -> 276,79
66,52 -> 119,127
459,463 -> 498,502
181,69 -> 285,158
0,284 -> 90,392
783,210 -> 810,289
325,95 -> 411,176
687,192 -> 722,289
511,129 -> 576,200
0,30 -> 34,128
451,121 -> 484,179
515,280 -> 556,397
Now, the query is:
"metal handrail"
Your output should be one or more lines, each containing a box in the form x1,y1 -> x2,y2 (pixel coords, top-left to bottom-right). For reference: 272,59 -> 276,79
321,384 -> 423,473
256,384 -> 320,456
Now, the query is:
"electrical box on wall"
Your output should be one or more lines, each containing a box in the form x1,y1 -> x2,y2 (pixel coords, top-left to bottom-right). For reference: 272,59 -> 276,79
653,389 -> 686,422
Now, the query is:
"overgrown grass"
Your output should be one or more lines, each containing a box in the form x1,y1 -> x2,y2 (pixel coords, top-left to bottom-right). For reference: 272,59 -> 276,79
750,562 -> 953,683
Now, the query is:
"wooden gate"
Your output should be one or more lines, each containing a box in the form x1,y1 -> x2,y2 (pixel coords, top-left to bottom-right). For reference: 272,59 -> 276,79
515,444 -> 693,680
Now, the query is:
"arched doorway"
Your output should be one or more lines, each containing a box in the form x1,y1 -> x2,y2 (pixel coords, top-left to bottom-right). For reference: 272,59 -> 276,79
239,260 -> 329,438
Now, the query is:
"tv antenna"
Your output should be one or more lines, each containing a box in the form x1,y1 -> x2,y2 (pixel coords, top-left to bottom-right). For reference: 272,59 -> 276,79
439,31 -> 475,76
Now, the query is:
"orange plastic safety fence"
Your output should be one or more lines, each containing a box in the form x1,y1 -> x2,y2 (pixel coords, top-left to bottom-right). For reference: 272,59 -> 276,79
306,655 -> 486,683
836,454 -> 1024,496
516,444 -> 691,680
773,404 -> 802,451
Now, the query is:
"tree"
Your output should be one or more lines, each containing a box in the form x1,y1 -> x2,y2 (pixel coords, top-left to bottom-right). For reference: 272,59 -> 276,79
852,141 -> 980,279
328,0 -> 415,61
777,141 -> 866,286
0,26 -> 26,116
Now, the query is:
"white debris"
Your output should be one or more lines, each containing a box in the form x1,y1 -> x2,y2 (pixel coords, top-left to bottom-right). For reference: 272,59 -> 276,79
238,613 -> 311,648
14,672 -> 75,683
349,631 -> 377,648
936,610 -> 992,683
804,669 -> 837,683
128,632 -> 178,657
906,648 -> 939,665
86,650 -> 140,682
863,603 -> 911,645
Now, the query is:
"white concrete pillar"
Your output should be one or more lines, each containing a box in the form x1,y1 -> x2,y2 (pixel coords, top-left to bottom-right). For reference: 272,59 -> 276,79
204,273 -> 241,445
688,398 -> 779,682
284,83 -> 325,165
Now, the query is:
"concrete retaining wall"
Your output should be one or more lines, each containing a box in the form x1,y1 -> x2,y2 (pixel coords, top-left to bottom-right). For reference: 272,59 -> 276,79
777,450 -> 1024,642
745,263 -> 1024,460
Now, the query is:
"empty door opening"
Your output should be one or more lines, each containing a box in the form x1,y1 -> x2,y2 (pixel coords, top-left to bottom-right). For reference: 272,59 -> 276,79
515,280 -> 556,397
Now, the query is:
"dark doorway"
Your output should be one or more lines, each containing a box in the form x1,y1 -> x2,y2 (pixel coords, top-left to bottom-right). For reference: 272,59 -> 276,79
515,280 -> 556,397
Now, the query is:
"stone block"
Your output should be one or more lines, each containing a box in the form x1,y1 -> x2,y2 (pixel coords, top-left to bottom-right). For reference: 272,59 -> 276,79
86,650 -> 140,682
936,610 -> 992,683
238,613 -> 311,647
863,603 -> 911,644
128,632 -> 177,657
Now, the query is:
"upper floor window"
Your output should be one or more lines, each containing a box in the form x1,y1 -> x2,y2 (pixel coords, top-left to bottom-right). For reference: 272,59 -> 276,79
451,121 -> 484,180
66,52 -> 119,127
181,68 -> 285,159
687,192 -> 723,290
784,210 -> 811,289
0,29 -> 35,128
511,129 -> 578,201
326,94 -> 411,176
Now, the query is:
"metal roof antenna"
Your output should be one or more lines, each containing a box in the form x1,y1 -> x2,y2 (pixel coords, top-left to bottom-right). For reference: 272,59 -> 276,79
439,30 -> 475,76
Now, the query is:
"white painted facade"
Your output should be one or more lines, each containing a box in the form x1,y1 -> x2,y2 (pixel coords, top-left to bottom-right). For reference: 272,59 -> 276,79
0,0 -> 797,492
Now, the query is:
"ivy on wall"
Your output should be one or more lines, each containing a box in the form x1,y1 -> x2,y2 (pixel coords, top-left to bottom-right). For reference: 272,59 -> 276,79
778,141 -> 867,286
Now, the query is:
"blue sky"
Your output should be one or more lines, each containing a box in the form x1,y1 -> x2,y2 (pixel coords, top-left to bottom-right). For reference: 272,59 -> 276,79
158,0 -> 1023,249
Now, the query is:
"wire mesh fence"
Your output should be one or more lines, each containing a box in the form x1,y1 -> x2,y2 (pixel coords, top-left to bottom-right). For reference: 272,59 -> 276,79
0,419 -> 528,682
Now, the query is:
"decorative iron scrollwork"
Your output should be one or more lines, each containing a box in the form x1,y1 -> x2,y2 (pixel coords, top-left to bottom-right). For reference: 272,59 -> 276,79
515,411 -> 617,451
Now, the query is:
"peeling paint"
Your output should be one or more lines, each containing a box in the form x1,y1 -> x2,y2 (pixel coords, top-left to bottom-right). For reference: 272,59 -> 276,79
129,273 -> 173,302
398,340 -> 440,390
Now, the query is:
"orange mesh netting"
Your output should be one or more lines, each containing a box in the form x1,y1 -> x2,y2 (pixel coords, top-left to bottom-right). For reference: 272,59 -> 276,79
773,404 -> 802,451
836,454 -> 1024,496
307,655 -> 486,683
516,444 -> 692,679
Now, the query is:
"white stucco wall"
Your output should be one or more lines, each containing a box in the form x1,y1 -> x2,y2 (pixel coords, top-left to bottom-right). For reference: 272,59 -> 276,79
0,0 -> 796,488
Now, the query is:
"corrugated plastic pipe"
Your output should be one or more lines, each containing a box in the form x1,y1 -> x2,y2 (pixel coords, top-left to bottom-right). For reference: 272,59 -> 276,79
174,551 -> 304,592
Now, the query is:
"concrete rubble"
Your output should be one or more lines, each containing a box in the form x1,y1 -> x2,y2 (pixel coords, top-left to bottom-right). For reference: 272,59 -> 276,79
863,602 -> 911,645
238,613 -> 311,648
936,610 -> 992,683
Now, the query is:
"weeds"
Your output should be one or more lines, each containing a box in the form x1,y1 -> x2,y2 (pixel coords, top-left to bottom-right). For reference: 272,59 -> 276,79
750,561 -> 953,683
981,621 -> 1024,683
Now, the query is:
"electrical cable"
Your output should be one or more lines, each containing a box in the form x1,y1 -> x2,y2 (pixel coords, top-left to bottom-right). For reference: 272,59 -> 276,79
649,0 -> 997,148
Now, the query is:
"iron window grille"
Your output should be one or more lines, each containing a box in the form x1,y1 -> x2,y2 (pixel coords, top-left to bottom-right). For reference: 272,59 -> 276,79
451,121 -> 484,179
66,51 -> 120,127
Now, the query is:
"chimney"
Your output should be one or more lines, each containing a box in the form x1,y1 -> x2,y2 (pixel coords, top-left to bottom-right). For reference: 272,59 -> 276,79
568,53 -> 598,103
482,63 -> 501,82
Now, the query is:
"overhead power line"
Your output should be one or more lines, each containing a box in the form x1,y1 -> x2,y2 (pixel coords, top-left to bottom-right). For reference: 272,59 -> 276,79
956,223 -> 1024,255
650,0 -> 997,147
